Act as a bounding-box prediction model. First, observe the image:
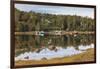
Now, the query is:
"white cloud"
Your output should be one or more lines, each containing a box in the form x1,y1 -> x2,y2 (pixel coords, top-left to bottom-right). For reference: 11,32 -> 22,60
15,3 -> 94,18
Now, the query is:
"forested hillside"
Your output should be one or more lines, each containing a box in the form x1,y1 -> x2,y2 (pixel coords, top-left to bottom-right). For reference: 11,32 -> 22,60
15,8 -> 95,32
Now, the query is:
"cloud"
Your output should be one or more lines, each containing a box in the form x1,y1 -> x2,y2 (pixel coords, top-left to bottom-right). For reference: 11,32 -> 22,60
15,4 -> 94,19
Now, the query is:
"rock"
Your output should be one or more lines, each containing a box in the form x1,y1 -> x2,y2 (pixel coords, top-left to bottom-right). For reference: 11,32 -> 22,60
24,56 -> 29,59
41,57 -> 47,60
48,46 -> 56,50
35,48 -> 41,53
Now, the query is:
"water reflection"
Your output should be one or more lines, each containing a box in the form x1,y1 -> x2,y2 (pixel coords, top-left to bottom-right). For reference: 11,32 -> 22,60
15,34 -> 95,60
15,44 -> 94,61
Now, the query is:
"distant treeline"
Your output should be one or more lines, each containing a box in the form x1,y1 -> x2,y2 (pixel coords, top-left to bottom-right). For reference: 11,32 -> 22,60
15,8 -> 95,32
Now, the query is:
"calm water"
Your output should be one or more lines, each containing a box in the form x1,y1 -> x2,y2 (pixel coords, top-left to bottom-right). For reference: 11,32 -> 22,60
15,34 -> 95,61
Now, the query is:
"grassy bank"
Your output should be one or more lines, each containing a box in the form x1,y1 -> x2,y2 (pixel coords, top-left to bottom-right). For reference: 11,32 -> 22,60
15,48 -> 94,66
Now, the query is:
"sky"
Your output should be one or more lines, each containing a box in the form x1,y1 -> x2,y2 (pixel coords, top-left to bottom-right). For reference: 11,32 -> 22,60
15,4 -> 94,19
